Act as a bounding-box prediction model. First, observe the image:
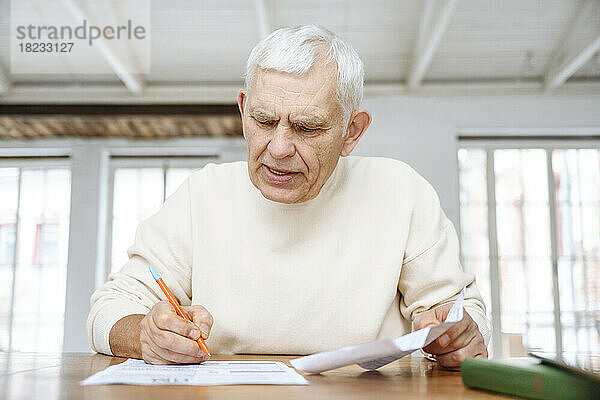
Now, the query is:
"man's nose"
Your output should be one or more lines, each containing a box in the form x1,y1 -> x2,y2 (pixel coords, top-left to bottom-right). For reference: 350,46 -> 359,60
267,125 -> 295,159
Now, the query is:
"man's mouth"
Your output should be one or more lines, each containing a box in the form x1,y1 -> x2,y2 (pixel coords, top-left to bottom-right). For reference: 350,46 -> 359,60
267,166 -> 294,175
263,164 -> 298,182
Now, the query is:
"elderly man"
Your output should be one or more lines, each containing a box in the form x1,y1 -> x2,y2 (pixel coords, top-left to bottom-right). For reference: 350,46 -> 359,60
88,25 -> 489,369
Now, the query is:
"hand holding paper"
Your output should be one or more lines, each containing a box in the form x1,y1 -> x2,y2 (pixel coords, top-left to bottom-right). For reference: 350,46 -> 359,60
291,289 -> 469,374
415,293 -> 488,368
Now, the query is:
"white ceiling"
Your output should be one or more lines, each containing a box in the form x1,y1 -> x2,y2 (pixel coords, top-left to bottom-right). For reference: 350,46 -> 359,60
0,0 -> 599,103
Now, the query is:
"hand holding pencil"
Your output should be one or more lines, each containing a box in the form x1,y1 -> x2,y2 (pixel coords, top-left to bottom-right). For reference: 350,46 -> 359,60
137,265 -> 213,365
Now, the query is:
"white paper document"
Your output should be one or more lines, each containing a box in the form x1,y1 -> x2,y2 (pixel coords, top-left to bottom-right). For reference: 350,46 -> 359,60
290,289 -> 465,373
81,359 -> 308,386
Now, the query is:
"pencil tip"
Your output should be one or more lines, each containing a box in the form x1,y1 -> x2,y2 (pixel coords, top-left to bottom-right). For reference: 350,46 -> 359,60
148,265 -> 161,281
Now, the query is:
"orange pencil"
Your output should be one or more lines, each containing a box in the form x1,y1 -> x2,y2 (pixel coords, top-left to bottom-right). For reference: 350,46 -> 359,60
148,265 -> 211,357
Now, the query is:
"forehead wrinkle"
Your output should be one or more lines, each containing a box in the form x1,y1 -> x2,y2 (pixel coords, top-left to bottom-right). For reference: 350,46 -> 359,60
259,69 -> 330,100
251,67 -> 339,123
263,80 -> 305,97
298,78 -> 336,118
248,92 -> 281,113
295,62 -> 339,115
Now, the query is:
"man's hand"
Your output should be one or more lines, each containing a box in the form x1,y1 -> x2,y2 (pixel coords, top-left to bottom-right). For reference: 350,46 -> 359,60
413,304 -> 487,369
139,301 -> 214,364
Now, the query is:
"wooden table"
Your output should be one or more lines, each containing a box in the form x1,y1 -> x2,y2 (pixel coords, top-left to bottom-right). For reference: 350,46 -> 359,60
0,352 -> 507,399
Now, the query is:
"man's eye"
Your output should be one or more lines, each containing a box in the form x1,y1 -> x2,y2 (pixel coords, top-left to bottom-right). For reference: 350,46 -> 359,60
298,125 -> 318,133
257,120 -> 275,126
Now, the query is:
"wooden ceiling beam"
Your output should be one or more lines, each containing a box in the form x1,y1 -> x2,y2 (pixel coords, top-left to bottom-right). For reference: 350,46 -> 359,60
64,0 -> 145,94
0,115 -> 243,140
545,0 -> 600,92
407,0 -> 460,91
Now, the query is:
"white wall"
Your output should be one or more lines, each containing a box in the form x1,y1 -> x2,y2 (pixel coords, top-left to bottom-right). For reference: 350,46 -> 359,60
355,97 -> 460,225
355,94 -> 600,227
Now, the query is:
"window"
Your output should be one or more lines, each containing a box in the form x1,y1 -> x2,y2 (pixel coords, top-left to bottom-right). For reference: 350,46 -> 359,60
0,165 -> 71,352
109,158 -> 216,274
458,144 -> 600,359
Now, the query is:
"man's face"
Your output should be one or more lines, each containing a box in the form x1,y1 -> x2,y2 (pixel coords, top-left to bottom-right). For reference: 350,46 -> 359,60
240,60 -> 347,204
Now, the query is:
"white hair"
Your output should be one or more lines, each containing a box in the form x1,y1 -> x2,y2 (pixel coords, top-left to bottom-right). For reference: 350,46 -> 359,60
244,24 -> 364,128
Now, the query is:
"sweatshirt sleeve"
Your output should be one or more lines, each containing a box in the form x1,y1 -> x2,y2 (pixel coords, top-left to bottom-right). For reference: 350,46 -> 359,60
87,177 -> 194,355
398,169 -> 491,345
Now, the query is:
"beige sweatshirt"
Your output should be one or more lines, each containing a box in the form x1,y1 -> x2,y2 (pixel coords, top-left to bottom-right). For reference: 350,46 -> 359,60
88,156 -> 490,356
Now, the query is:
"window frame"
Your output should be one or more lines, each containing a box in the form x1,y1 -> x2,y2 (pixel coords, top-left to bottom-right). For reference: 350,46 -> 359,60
458,137 -> 600,358
0,156 -> 71,352
0,137 -> 247,352
106,155 -> 220,278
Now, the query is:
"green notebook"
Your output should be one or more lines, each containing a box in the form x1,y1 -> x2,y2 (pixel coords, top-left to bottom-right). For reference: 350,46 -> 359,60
461,357 -> 600,400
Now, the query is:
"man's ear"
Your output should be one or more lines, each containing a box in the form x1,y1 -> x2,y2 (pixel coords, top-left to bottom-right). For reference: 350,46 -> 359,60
237,90 -> 247,117
237,90 -> 247,139
341,110 -> 372,156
